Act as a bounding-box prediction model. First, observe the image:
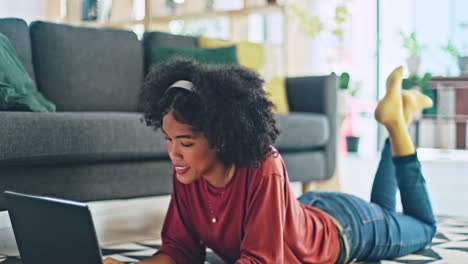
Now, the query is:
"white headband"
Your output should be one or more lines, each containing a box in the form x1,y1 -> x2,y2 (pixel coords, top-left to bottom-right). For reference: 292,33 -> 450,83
167,80 -> 195,93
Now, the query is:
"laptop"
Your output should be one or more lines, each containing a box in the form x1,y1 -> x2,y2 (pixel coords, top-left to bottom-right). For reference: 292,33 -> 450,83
3,190 -> 104,264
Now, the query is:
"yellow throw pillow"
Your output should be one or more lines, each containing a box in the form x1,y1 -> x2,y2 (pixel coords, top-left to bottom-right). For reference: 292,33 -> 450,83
265,77 -> 289,114
198,35 -> 265,72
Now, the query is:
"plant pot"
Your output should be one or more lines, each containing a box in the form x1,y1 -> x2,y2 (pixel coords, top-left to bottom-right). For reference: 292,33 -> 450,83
346,136 -> 360,153
406,55 -> 421,76
458,56 -> 468,76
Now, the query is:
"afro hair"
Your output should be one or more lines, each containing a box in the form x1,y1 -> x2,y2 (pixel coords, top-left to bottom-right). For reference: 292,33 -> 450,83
140,57 -> 280,168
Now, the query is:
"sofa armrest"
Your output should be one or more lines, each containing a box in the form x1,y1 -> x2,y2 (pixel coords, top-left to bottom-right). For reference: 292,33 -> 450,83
285,75 -> 338,181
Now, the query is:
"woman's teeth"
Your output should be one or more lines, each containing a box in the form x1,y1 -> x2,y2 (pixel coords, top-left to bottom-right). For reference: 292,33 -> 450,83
175,166 -> 190,174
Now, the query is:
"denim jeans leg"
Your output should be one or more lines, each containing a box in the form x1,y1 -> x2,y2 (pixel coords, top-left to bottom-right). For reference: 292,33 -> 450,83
370,138 -> 398,212
393,153 -> 437,229
384,212 -> 437,257
297,191 -> 355,263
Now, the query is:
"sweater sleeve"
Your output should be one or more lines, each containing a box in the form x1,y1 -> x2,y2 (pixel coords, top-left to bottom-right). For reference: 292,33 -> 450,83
155,175 -> 206,264
236,160 -> 287,264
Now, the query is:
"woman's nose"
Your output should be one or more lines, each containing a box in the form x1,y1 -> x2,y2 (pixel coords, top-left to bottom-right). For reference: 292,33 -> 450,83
169,145 -> 182,161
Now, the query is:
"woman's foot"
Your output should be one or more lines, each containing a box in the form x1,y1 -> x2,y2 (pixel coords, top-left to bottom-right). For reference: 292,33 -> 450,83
402,89 -> 433,125
375,66 -> 416,156
375,66 -> 405,128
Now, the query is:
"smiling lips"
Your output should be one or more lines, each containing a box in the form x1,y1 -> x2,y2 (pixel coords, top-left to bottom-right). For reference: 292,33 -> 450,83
175,166 -> 190,174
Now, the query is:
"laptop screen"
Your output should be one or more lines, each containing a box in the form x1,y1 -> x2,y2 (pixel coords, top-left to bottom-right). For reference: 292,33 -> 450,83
4,191 -> 103,264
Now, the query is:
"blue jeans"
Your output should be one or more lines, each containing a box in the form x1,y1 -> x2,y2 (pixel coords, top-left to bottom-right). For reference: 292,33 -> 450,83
298,139 -> 437,263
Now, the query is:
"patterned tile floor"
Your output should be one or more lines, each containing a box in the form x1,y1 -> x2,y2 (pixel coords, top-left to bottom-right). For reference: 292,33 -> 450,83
1,215 -> 467,264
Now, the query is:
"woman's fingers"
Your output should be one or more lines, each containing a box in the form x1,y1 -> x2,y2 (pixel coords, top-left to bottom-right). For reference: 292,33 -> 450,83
103,257 -> 126,264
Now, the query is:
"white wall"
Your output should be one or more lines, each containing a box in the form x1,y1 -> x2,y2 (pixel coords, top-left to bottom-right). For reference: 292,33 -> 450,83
0,0 -> 47,23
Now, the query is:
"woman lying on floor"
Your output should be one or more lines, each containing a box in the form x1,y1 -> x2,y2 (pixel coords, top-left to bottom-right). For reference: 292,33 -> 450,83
104,58 -> 437,264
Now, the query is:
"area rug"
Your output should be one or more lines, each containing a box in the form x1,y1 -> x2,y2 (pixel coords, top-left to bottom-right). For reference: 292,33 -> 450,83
1,215 -> 467,263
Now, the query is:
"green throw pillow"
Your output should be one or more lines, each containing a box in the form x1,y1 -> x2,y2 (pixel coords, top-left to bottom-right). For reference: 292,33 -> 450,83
149,45 -> 239,67
0,33 -> 55,112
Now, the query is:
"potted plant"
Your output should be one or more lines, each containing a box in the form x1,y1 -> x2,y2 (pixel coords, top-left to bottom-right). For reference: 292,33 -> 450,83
335,72 -> 350,117
441,32 -> 468,76
400,31 -> 427,75
334,72 -> 362,152
344,79 -> 361,153
454,22 -> 468,75
441,40 -> 458,76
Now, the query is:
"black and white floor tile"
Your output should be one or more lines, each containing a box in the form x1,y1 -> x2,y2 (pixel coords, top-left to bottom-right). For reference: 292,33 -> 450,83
1,216 -> 467,264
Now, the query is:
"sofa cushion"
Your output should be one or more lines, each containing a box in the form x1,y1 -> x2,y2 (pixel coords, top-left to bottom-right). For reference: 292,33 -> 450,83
0,18 -> 36,82
0,33 -> 55,112
0,112 -> 168,166
265,76 -> 289,114
149,45 -> 238,66
142,31 -> 198,73
29,21 -> 143,111
282,151 -> 326,182
274,113 -> 329,150
198,35 -> 265,72
0,160 -> 174,211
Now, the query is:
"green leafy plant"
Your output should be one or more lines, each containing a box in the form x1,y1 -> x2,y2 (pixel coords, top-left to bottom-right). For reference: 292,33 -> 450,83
288,3 -> 350,42
401,73 -> 431,92
287,5 -> 324,38
338,72 -> 350,90
401,73 -> 436,114
349,83 -> 360,97
441,40 -> 459,59
399,31 -> 427,57
333,72 -> 360,97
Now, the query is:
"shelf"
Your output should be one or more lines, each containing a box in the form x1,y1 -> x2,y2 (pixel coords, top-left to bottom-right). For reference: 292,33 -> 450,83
70,19 -> 144,28
431,76 -> 468,82
430,77 -> 468,89
422,114 -> 468,122
150,4 -> 285,23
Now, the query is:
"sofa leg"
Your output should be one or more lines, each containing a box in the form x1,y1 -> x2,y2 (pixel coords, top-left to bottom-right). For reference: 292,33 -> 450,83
302,182 -> 316,193
302,168 -> 342,194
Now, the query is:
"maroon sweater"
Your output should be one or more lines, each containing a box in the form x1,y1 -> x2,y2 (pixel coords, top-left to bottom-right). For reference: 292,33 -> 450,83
156,152 -> 339,264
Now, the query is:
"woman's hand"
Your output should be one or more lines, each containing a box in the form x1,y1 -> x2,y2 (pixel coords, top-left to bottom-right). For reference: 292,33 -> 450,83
104,252 -> 176,264
103,257 -> 126,264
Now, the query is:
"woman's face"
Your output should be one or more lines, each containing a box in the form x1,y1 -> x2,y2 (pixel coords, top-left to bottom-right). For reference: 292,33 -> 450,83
162,111 -> 226,185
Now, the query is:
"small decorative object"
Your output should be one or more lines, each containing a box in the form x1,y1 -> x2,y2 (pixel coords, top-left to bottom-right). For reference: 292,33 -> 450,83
400,31 -> 427,76
97,0 -> 112,23
206,0 -> 215,10
165,0 -> 177,15
81,0 -> 98,21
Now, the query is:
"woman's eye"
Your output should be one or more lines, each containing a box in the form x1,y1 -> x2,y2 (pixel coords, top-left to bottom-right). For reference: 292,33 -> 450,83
165,137 -> 171,142
181,143 -> 194,147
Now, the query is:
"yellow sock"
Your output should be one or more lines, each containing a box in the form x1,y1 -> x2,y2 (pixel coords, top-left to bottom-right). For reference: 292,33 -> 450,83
402,89 -> 433,125
375,66 -> 405,126
375,66 -> 415,156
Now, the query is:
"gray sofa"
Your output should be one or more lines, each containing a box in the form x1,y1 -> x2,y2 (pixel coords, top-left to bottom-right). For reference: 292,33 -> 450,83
0,18 -> 338,211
